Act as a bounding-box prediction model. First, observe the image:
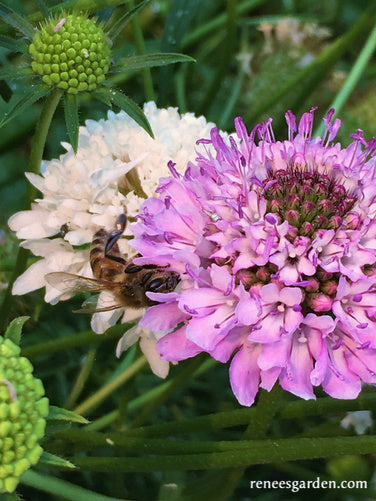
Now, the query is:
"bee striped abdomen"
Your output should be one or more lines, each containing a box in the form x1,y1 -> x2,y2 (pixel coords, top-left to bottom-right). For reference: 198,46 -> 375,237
90,228 -> 125,281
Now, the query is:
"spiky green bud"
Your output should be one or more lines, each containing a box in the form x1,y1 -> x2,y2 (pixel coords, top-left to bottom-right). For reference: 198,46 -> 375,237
29,14 -> 111,94
0,337 -> 49,493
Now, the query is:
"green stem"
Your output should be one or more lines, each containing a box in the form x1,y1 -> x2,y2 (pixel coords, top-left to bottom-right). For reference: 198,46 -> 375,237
0,88 -> 62,333
20,469 -> 129,501
129,353 -> 208,428
73,355 -> 147,416
64,347 -> 97,409
85,358 -> 216,431
129,0 -> 155,101
315,17 -> 376,137
21,323 -> 128,358
187,385 -> 282,501
26,88 -> 63,207
218,67 -> 246,129
105,391 -> 376,438
69,434 -> 376,472
181,0 -> 267,49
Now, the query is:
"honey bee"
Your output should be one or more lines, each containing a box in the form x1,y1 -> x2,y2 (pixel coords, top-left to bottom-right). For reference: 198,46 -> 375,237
45,213 -> 180,312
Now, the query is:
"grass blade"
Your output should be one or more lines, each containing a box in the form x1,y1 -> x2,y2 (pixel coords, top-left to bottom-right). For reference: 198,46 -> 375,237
110,52 -> 195,72
107,0 -> 150,41
0,1 -> 35,39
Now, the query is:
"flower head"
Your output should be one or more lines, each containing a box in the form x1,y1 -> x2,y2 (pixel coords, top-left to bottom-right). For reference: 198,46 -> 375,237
29,14 -> 111,94
9,104 -> 215,375
0,3 -> 193,149
132,108 -> 376,406
0,336 -> 49,493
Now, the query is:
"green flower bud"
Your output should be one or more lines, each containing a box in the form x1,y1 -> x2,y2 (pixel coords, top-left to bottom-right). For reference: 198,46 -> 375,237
0,337 -> 49,493
29,14 -> 111,94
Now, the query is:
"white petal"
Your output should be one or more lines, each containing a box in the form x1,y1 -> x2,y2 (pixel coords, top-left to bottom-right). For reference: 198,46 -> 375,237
140,332 -> 170,378
12,260 -> 47,294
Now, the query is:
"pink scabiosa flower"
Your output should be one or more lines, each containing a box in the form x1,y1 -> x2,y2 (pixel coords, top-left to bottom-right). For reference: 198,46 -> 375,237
131,108 -> 376,406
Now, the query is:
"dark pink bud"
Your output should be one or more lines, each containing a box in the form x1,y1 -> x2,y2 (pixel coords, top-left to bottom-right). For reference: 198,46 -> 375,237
256,267 -> 270,282
305,279 -> 320,292
270,199 -> 283,212
318,199 -> 334,214
302,201 -> 316,216
286,193 -> 300,209
344,211 -> 361,230
329,215 -> 343,230
314,182 -> 328,195
237,269 -> 257,288
269,183 -> 283,195
286,178 -> 299,193
285,209 -> 300,226
309,293 -> 333,312
301,185 -> 314,198
275,169 -> 289,181
313,215 -> 329,228
301,221 -> 314,236
321,280 -> 338,296
317,269 -> 333,281
332,184 -> 346,198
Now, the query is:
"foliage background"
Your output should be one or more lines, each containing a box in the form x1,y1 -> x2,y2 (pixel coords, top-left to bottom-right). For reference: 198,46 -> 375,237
2,0 -> 376,500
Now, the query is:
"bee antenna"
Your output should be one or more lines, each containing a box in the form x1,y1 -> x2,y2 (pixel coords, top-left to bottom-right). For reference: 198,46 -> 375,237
105,214 -> 127,255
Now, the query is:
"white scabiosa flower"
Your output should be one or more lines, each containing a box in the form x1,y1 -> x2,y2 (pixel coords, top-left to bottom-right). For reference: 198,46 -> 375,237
9,102 -> 215,376
341,411 -> 373,435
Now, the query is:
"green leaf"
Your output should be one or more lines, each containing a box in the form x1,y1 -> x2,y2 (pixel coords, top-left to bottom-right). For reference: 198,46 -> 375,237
0,65 -> 32,80
0,2 -> 35,39
107,0 -> 150,41
94,87 -> 154,138
34,0 -> 49,18
48,405 -> 90,424
38,451 -> 76,469
64,93 -> 79,153
110,53 -> 195,73
0,34 -> 27,53
4,316 -> 29,345
158,0 -> 201,105
0,84 -> 50,128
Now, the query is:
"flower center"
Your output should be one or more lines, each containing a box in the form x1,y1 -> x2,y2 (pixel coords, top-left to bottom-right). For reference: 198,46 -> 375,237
261,167 -> 357,236
29,14 -> 111,94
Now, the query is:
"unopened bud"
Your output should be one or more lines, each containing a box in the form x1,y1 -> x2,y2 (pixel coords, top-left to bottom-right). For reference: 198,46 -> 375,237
285,209 -> 300,226
308,293 -> 333,312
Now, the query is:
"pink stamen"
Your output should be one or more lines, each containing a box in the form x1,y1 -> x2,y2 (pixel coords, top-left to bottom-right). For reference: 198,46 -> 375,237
54,18 -> 66,32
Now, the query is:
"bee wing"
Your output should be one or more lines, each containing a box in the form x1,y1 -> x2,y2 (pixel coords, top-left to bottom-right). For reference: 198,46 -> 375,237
74,296 -> 124,314
45,272 -> 114,295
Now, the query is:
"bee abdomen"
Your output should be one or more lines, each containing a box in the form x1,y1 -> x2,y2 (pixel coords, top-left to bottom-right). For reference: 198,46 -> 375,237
90,228 -> 125,281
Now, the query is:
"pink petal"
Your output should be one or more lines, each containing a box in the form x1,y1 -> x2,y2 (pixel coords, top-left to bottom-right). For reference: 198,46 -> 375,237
209,326 -> 246,363
229,344 -> 262,406
186,306 -> 237,350
321,347 -> 361,399
235,295 -> 262,325
139,302 -> 185,331
279,337 -> 315,400
260,367 -> 280,391
157,325 -> 203,361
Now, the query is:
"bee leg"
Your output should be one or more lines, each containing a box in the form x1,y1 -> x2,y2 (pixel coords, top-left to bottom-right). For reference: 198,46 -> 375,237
105,214 -> 127,255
